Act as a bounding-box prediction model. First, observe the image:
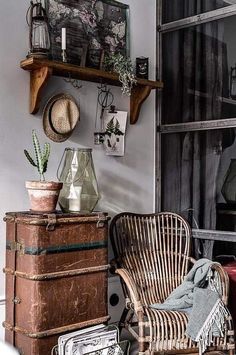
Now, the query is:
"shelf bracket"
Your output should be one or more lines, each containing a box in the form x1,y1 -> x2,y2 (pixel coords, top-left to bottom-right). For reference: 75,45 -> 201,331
30,66 -> 52,114
130,85 -> 152,124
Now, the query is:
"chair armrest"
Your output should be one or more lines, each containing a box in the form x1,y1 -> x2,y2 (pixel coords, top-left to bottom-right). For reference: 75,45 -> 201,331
188,256 -> 196,264
109,258 -> 118,275
187,258 -> 229,304
210,263 -> 229,305
115,268 -> 143,312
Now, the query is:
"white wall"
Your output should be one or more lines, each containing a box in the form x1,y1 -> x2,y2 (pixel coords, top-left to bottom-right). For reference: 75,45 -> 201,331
0,0 -> 156,336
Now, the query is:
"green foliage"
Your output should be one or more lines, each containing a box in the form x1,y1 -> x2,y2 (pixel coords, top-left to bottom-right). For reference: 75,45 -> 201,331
105,117 -> 115,136
105,117 -> 124,137
24,130 -> 50,181
104,53 -> 137,96
114,119 -> 123,136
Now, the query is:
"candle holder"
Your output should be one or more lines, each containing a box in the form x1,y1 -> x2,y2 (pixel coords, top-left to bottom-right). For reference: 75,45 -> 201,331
57,148 -> 99,213
62,49 -> 67,63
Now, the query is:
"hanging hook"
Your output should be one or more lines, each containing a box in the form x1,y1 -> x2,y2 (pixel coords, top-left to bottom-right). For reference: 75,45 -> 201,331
64,72 -> 83,90
97,83 -> 112,93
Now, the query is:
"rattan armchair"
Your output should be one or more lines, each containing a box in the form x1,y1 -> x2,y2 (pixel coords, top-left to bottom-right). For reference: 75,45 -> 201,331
110,212 -> 235,354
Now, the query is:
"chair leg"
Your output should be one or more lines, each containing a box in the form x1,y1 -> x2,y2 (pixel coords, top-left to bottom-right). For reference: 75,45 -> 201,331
138,310 -> 146,354
118,307 -> 129,333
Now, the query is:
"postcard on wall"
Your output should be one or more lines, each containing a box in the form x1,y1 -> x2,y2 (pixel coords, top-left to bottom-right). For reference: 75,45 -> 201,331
102,109 -> 128,156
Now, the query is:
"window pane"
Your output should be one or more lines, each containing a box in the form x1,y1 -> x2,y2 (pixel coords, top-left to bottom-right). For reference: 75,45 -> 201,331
162,16 -> 236,124
162,0 -> 229,24
161,128 -> 236,231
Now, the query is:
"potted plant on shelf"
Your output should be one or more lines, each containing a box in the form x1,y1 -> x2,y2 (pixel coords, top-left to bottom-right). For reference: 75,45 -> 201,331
24,130 -> 63,212
104,53 -> 137,96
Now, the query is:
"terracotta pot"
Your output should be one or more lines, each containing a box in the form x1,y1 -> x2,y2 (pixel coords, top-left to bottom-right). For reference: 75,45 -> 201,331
25,181 -> 63,212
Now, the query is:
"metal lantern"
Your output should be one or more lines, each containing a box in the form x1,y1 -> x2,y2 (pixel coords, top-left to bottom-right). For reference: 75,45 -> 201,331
57,148 -> 100,213
27,0 -> 50,58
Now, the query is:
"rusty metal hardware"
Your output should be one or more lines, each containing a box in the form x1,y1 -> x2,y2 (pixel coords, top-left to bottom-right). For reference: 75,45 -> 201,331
46,213 -> 57,231
8,241 -> 25,254
4,211 -> 110,226
12,297 -> 21,304
3,216 -> 16,223
3,267 -> 14,275
96,212 -> 107,228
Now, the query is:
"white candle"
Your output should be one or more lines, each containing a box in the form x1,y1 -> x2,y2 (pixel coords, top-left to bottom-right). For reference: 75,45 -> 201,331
68,186 -> 82,212
69,199 -> 80,212
61,28 -> 66,50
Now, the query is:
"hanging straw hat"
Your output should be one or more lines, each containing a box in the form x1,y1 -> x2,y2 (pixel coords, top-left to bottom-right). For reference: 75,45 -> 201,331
43,93 -> 80,142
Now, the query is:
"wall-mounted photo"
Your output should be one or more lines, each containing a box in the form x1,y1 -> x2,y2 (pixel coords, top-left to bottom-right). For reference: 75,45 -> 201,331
46,0 -> 130,67
102,109 -> 127,156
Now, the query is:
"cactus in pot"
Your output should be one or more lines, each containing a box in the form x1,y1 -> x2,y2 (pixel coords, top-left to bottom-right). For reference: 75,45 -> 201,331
24,130 -> 50,181
24,130 -> 63,212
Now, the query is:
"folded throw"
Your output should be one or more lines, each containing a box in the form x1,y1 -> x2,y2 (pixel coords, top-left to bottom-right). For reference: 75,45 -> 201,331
151,258 -> 229,354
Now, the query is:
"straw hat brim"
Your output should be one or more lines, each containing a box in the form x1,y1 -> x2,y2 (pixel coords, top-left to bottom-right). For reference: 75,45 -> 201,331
43,93 -> 80,143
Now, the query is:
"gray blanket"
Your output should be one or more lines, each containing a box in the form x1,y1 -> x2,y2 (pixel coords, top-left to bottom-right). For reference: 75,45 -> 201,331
151,258 -> 229,354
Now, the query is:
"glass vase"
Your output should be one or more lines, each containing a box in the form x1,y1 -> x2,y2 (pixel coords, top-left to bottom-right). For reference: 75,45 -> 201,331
57,148 -> 100,213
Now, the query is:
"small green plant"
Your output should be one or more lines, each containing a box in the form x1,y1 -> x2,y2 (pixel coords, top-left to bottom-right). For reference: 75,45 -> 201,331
24,130 -> 50,181
104,53 -> 137,96
105,116 -> 124,137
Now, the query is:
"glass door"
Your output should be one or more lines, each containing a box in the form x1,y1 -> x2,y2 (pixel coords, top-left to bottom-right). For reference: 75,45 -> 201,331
157,0 -> 236,260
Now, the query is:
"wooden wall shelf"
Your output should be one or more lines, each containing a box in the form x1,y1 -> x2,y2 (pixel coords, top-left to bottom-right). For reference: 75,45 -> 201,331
20,57 -> 163,124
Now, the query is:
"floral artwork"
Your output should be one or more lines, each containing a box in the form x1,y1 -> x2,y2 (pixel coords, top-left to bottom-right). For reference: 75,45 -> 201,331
46,0 -> 129,66
102,110 -> 127,156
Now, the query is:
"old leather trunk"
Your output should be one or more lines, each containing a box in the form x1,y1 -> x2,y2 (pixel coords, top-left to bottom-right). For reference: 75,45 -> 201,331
3,211 -> 110,355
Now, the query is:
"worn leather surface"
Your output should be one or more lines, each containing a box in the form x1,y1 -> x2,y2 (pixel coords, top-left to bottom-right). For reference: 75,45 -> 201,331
4,212 -> 109,355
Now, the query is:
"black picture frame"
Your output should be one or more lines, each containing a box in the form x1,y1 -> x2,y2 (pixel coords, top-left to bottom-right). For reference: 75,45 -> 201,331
46,0 -> 130,67
86,48 -> 103,69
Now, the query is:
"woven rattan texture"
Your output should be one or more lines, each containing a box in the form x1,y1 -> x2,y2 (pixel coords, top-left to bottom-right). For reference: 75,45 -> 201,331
110,212 -> 235,355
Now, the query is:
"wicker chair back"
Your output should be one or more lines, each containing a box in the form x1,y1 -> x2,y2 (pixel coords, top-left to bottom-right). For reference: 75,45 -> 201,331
110,212 -> 191,305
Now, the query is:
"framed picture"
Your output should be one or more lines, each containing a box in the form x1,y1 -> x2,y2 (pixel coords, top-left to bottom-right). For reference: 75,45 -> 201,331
86,48 -> 104,69
102,109 -> 127,156
46,0 -> 130,67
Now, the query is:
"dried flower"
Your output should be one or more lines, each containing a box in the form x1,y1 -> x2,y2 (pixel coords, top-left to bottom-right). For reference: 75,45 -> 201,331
104,53 -> 137,96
